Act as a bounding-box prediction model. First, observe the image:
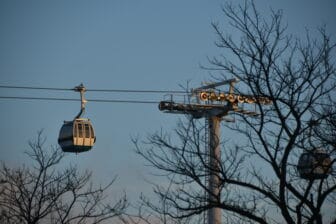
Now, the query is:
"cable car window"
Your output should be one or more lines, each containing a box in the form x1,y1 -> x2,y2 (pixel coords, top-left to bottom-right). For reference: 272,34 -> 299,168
78,123 -> 83,138
74,123 -> 78,137
85,124 -> 90,138
90,125 -> 94,137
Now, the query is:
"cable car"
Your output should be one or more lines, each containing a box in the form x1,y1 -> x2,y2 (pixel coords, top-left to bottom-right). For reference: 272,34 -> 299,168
58,84 -> 96,153
297,149 -> 332,180
58,118 -> 95,153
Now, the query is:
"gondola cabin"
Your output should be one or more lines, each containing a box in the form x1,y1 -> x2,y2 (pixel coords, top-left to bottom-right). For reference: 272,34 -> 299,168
297,149 -> 332,180
58,118 -> 95,153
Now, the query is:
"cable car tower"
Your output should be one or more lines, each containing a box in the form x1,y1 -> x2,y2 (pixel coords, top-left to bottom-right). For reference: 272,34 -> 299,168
158,78 -> 271,224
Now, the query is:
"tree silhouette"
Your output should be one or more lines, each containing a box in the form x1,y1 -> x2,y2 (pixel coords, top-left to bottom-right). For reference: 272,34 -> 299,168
134,1 -> 336,223
0,131 -> 127,224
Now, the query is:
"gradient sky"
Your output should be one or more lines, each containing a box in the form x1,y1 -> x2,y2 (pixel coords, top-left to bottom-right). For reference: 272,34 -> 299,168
1,0 -> 335,216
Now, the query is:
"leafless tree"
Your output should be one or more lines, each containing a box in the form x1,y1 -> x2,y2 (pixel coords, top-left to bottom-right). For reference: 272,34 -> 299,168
133,1 -> 336,224
120,189 -> 201,224
0,131 -> 127,224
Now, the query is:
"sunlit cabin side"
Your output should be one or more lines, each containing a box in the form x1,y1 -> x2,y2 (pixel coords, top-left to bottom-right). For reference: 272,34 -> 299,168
58,118 -> 95,153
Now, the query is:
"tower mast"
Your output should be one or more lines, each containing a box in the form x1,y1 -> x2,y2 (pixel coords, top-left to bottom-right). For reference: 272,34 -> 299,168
158,79 -> 270,224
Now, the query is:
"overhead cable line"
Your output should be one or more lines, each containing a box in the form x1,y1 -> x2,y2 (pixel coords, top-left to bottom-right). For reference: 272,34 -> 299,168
0,85 -> 73,91
0,96 -> 78,101
0,85 -> 333,107
0,96 -> 158,104
0,94 -> 332,107
87,88 -> 186,93
0,96 -> 331,123
0,85 -> 187,94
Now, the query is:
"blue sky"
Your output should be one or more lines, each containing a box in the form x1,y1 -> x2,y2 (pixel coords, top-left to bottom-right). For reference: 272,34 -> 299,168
1,0 -> 336,214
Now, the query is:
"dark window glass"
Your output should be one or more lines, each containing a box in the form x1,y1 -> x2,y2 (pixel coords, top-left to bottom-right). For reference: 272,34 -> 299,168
85,124 -> 90,138
90,125 -> 94,137
78,123 -> 83,138
74,123 -> 78,137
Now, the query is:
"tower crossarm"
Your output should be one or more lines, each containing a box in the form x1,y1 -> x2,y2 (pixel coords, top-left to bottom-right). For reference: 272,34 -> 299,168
158,101 -> 231,118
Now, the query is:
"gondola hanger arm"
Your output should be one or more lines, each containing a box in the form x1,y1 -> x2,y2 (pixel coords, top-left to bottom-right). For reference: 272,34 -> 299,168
74,83 -> 87,119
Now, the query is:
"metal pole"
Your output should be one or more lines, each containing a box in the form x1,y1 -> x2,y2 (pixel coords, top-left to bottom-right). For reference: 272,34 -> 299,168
208,116 -> 221,224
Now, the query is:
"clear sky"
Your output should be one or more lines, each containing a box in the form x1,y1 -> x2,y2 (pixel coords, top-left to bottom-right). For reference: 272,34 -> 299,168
1,0 -> 335,214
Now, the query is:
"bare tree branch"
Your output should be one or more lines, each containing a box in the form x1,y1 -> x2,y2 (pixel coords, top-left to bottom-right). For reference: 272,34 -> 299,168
0,131 -> 127,224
